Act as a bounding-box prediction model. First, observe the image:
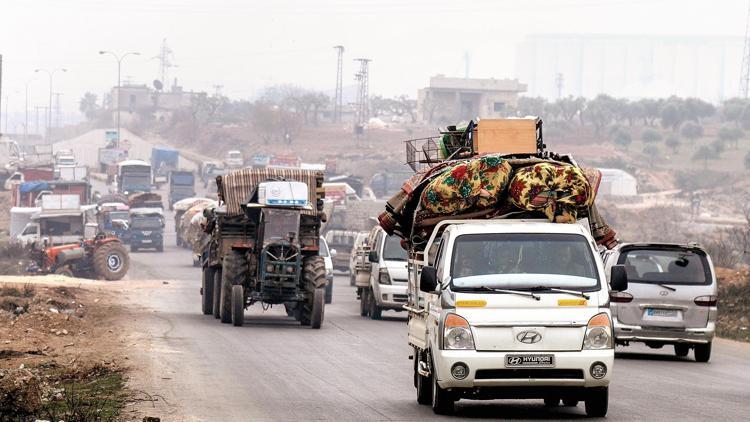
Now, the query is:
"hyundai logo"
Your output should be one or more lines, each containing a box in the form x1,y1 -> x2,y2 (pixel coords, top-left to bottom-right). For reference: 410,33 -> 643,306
659,290 -> 669,296
507,356 -> 522,365
516,330 -> 542,344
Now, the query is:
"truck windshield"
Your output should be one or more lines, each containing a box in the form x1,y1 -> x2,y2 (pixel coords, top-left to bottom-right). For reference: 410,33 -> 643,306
131,217 -> 162,229
122,175 -> 151,188
450,233 -> 599,291
617,248 -> 710,285
171,174 -> 194,185
109,211 -> 129,221
383,235 -> 407,261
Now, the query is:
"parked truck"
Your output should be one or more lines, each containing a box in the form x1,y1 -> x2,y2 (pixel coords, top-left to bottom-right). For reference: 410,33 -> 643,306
168,170 -> 196,209
201,168 -> 327,328
117,160 -> 152,195
151,146 -> 179,185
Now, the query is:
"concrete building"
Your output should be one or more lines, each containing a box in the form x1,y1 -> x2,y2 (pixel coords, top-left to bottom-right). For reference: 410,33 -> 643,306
111,83 -> 204,123
417,75 -> 527,124
597,168 -> 638,196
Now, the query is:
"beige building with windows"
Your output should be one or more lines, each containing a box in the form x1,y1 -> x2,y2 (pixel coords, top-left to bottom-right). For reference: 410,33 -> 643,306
417,76 -> 527,124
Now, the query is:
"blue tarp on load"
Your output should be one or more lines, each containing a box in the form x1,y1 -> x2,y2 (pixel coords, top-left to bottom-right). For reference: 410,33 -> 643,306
19,181 -> 50,193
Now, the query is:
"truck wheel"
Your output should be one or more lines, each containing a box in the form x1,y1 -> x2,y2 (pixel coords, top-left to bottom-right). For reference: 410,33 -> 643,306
368,288 -> 382,320
54,266 -> 75,277
674,344 -> 690,357
360,288 -> 370,317
301,256 -> 326,328
231,284 -> 244,327
415,348 -> 431,405
93,241 -> 129,281
284,303 -> 296,317
350,274 -> 356,286
695,342 -> 712,362
324,279 -> 333,304
431,357 -> 454,414
220,251 -> 247,324
157,243 -> 164,253
201,267 -> 215,315
212,268 -> 222,319
562,398 -> 579,407
584,387 -> 608,417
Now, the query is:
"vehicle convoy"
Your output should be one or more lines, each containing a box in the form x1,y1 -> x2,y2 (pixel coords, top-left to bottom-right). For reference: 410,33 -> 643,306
151,146 -> 179,185
603,242 -> 717,362
378,118 -> 624,416
357,226 -> 409,319
128,193 -> 165,252
117,160 -> 152,195
27,232 -> 129,280
201,168 -> 327,328
168,170 -> 196,209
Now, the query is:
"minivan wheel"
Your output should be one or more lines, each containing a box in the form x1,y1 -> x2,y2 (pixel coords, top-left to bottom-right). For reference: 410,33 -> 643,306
431,360 -> 454,415
584,387 -> 608,417
674,344 -> 690,357
695,342 -> 712,362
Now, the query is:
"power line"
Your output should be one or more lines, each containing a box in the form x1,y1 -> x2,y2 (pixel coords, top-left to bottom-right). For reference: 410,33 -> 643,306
354,58 -> 371,127
154,38 -> 176,91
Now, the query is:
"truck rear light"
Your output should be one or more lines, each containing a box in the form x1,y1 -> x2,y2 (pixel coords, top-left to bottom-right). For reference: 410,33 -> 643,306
694,295 -> 717,307
609,291 -> 633,303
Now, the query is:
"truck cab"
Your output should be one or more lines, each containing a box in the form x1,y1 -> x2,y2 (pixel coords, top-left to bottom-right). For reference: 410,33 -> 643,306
359,226 -> 409,319
223,150 -> 244,169
129,208 -> 165,252
407,220 -> 627,416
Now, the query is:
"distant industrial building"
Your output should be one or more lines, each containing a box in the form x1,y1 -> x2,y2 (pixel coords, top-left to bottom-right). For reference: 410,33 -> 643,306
597,168 -> 638,196
516,34 -> 743,102
417,75 -> 527,124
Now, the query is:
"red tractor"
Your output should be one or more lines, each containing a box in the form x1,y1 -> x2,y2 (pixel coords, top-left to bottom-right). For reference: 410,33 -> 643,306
28,234 -> 130,281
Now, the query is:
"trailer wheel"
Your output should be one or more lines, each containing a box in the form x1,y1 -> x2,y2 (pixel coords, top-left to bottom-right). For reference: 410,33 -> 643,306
220,251 -> 247,324
93,241 -> 129,281
54,266 -> 75,277
301,256 -> 326,328
231,284 -> 244,327
201,266 -> 215,315
212,267 -> 222,319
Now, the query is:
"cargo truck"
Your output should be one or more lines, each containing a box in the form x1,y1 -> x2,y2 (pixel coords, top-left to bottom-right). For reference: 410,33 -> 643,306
117,160 -> 152,195
168,170 -> 196,209
151,146 -> 179,185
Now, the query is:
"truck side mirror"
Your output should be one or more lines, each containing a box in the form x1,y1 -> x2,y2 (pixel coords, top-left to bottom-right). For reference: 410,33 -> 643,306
420,266 -> 438,293
368,250 -> 379,263
610,265 -> 628,292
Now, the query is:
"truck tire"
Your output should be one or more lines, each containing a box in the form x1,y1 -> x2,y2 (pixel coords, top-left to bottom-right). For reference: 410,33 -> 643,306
368,288 -> 382,320
350,274 -> 355,286
201,267 -> 215,315
431,356 -> 454,414
212,268 -> 222,319
284,303 -> 296,317
360,287 -> 369,317
93,241 -> 129,281
695,342 -> 712,362
220,251 -> 247,324
674,344 -> 690,357
54,266 -> 75,277
415,348 -> 431,405
157,243 -> 164,253
300,256 -> 326,328
231,284 -> 244,327
324,279 -> 333,304
584,387 -> 608,417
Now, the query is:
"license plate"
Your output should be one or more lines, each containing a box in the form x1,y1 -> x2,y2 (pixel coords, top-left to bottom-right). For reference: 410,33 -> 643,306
141,239 -> 152,244
505,354 -> 555,368
647,308 -> 678,317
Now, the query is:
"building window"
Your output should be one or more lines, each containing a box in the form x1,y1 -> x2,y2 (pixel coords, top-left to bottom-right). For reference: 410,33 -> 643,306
493,102 -> 506,112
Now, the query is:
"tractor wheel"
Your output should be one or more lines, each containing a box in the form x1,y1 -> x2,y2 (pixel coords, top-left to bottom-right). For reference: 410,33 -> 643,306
201,266 -> 215,315
220,250 -> 248,324
231,284 -> 244,327
212,267 -> 222,319
54,266 -> 75,277
300,255 -> 326,328
93,241 -> 129,281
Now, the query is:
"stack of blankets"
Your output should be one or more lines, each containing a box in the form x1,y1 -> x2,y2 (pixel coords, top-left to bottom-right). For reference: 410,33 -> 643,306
378,154 -> 617,251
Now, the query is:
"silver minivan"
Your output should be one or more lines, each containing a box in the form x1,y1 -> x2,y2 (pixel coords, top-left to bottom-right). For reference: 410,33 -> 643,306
603,243 -> 717,362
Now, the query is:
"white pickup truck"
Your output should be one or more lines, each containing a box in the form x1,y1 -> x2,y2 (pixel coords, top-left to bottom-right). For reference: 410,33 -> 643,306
406,219 -> 628,416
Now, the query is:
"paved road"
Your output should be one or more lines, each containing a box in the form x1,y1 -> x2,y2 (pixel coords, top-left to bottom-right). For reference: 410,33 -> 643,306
123,212 -> 750,421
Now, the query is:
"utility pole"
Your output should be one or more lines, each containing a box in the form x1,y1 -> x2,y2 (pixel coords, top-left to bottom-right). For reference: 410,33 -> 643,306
53,93 -> 62,129
555,73 -> 564,99
154,39 -> 175,91
741,1 -> 750,98
34,68 -> 67,143
0,54 -> 3,136
24,80 -> 31,142
99,50 -> 140,147
464,50 -> 471,79
354,58 -> 371,128
3,96 -> 7,134
333,45 -> 344,123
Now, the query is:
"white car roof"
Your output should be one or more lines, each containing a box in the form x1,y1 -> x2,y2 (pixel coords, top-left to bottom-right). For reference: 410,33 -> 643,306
447,220 -> 591,237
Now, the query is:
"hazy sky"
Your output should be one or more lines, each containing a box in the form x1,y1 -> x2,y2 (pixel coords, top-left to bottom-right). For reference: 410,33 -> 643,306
1,0 -> 748,118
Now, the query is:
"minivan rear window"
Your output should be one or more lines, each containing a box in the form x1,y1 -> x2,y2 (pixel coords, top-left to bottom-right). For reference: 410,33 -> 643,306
617,248 -> 711,285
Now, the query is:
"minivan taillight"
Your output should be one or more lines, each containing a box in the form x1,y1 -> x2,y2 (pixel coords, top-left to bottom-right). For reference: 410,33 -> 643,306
694,295 -> 717,307
609,291 -> 633,303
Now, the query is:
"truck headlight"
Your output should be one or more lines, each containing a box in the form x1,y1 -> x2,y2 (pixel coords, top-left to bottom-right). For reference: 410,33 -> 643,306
378,269 -> 391,285
443,314 -> 475,350
583,313 -> 612,350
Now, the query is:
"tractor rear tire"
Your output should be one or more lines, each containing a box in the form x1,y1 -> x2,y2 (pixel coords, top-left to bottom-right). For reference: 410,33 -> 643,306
54,266 -> 75,277
212,267 -> 222,319
300,255 -> 326,328
201,266 -> 215,315
220,250 -> 248,324
231,284 -> 244,327
93,241 -> 129,281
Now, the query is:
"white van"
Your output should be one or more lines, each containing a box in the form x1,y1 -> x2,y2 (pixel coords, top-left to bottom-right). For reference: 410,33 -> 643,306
407,220 -> 628,416
360,226 -> 409,319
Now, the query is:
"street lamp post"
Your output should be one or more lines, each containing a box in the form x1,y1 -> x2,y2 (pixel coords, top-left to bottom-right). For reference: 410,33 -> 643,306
99,50 -> 140,147
34,68 -> 67,143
